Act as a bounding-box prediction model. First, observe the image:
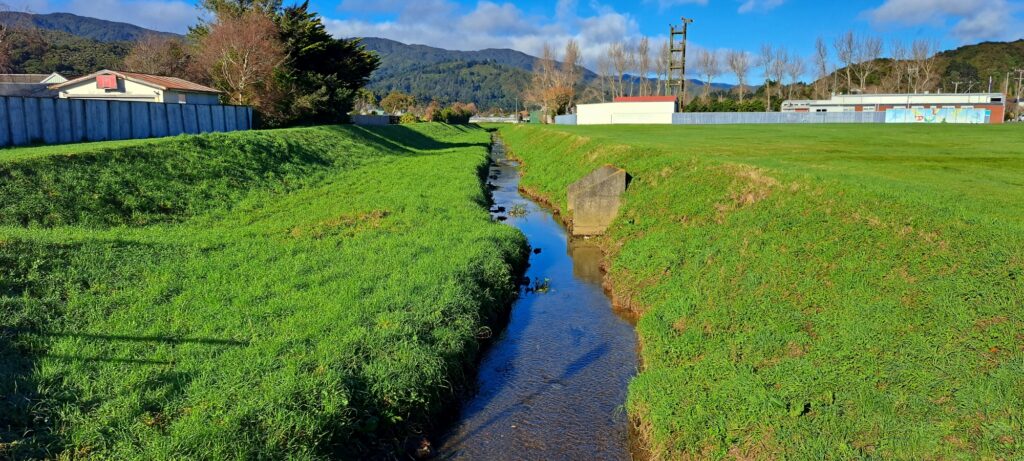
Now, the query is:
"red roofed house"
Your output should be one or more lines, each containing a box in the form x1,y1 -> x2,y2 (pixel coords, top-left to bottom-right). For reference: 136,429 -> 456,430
49,70 -> 222,105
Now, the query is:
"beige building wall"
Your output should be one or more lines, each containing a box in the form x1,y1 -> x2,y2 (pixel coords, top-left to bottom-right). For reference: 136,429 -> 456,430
577,102 -> 676,125
58,80 -> 221,104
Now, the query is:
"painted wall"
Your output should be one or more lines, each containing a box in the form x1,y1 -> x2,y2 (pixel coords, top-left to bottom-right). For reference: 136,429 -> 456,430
884,108 -> 992,124
577,101 -> 675,125
59,79 -> 221,105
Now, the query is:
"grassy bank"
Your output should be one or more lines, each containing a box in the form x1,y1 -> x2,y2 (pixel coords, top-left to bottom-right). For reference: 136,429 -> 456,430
497,124 -> 1023,460
0,124 -> 527,459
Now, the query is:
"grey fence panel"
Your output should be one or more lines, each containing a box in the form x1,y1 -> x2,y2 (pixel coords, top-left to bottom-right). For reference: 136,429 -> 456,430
55,99 -> 73,144
182,104 -> 199,134
211,105 -> 226,132
131,102 -> 151,139
70,100 -> 87,142
0,98 -> 9,147
197,105 -> 213,133
671,112 -> 888,125
166,104 -> 184,136
8,97 -> 27,146
39,98 -> 59,144
554,114 -> 577,125
85,100 -> 110,142
224,106 -> 238,131
149,103 -> 168,138
109,102 -> 130,140
247,108 -> 254,128
0,97 -> 253,148
24,98 -> 42,143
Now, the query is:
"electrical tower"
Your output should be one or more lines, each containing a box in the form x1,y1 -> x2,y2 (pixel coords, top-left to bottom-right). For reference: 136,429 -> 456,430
668,17 -> 693,104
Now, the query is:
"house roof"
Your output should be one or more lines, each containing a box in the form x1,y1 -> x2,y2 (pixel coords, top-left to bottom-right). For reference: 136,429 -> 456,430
50,70 -> 222,94
0,74 -> 55,84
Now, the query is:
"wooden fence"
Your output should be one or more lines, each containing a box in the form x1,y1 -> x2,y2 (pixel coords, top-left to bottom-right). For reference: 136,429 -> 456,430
0,96 -> 253,148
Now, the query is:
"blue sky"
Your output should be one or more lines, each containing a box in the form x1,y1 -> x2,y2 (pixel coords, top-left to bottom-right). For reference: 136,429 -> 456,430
18,0 -> 1024,78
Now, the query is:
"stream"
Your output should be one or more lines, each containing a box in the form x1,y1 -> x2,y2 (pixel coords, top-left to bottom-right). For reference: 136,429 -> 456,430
435,135 -> 639,460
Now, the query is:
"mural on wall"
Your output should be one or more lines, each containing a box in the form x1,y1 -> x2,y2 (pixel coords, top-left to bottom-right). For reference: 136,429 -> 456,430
885,108 -> 990,124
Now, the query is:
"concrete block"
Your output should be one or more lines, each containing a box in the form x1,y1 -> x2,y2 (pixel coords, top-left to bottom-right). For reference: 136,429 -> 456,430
39,98 -> 58,144
8,97 -> 28,146
70,99 -> 87,142
149,103 -> 168,138
568,165 -> 630,236
182,104 -> 199,134
166,103 -> 184,135
85,100 -> 110,142
23,97 -> 41,143
211,105 -> 225,132
55,99 -> 73,144
131,102 -> 151,138
197,105 -> 213,133
224,106 -> 238,131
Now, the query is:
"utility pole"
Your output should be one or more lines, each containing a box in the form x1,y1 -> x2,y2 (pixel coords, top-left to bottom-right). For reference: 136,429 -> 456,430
668,16 -> 693,106
952,81 -> 961,94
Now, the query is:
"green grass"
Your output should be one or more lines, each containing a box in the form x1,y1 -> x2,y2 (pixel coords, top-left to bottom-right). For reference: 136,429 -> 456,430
0,124 -> 527,459
497,123 -> 1024,460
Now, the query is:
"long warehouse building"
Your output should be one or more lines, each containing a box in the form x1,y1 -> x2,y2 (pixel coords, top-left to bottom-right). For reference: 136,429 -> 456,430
782,93 -> 1006,124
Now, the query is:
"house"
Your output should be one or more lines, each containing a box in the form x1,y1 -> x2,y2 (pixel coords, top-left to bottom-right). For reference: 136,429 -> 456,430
49,70 -> 222,105
0,73 -> 67,98
782,93 -> 1006,124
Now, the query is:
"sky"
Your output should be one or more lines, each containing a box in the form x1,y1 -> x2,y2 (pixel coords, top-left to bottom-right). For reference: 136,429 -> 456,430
15,0 -> 1024,79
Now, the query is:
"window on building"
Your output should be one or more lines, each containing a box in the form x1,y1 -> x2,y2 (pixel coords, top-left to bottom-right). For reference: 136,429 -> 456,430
178,93 -> 187,104
991,97 -> 1003,103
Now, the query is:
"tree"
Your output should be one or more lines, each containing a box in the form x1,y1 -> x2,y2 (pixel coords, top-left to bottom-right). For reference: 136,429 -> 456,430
726,50 -> 750,102
0,22 -> 10,73
813,37 -> 831,98
834,31 -> 855,91
523,42 -> 573,117
694,48 -> 721,101
786,55 -> 806,99
637,37 -> 651,96
625,43 -> 637,96
596,53 -> 611,101
194,10 -> 286,115
910,39 -> 938,93
853,35 -> 882,91
886,40 -> 908,93
656,40 -> 670,96
561,39 -> 583,108
124,35 -> 192,78
353,89 -> 377,114
771,47 -> 788,101
610,42 -> 627,98
380,91 -> 416,114
760,44 -> 775,111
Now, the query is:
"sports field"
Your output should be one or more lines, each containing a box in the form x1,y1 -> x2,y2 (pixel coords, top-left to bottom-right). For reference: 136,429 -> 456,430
0,124 -> 526,459
498,124 -> 1023,460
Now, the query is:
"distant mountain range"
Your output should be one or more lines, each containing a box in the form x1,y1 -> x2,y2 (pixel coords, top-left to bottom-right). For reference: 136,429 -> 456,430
0,12 -> 180,42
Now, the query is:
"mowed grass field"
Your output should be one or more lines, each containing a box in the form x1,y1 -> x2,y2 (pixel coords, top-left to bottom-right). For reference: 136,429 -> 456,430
0,124 -> 527,459
498,124 -> 1024,460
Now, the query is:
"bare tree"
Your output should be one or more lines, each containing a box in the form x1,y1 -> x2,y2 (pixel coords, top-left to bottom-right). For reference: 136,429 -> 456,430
125,35 -> 193,78
656,40 -> 670,96
610,42 -> 627,98
813,37 -> 831,98
760,44 -> 776,111
853,35 -> 883,92
786,55 -> 806,99
694,49 -> 721,101
625,43 -> 637,96
562,39 -> 583,108
834,31 -> 856,92
726,50 -> 750,102
886,40 -> 908,93
195,10 -> 286,109
771,47 -> 788,102
597,53 -> 612,102
637,37 -> 651,96
910,39 -> 939,93
524,41 -> 576,117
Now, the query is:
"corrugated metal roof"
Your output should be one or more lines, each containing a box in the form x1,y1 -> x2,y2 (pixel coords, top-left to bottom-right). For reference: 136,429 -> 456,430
51,70 -> 222,94
0,74 -> 53,84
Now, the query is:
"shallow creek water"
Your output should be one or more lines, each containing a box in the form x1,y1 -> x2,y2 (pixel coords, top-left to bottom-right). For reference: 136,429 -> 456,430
436,136 -> 638,460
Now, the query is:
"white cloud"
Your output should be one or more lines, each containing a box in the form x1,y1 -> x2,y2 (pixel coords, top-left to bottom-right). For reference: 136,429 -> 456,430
325,0 -> 647,69
866,0 -> 1024,42
737,0 -> 785,14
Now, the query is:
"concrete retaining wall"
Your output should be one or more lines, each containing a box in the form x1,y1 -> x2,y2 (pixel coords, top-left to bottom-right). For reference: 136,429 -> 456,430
0,96 -> 253,148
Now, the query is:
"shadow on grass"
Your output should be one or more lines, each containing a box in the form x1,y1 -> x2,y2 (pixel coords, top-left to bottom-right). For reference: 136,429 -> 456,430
337,124 -> 490,154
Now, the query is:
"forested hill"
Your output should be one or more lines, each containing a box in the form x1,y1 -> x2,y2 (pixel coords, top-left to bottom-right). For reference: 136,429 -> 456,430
0,12 -> 179,42
936,40 -> 1024,85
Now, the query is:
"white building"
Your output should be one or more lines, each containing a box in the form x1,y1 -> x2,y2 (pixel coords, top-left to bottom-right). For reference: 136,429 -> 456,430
576,96 -> 678,125
782,93 -> 1006,123
49,70 -> 222,105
